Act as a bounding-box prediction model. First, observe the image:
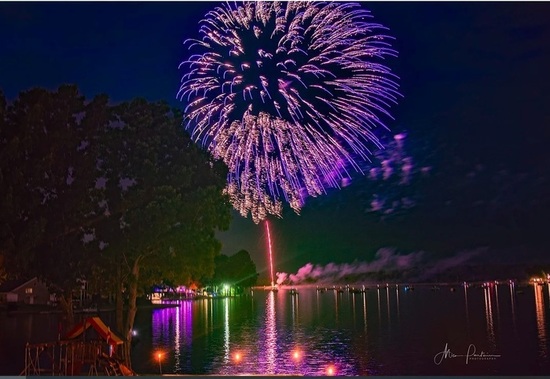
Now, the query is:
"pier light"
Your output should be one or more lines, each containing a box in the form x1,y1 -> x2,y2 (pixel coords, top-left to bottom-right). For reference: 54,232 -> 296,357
291,349 -> 303,362
156,351 -> 164,362
233,351 -> 243,363
155,351 -> 164,374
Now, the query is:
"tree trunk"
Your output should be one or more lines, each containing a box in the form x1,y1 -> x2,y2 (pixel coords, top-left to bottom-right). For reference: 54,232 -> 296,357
59,290 -> 75,331
116,264 -> 124,334
123,256 -> 141,368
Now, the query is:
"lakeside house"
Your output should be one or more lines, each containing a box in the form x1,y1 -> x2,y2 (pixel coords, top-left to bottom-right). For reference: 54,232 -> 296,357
0,277 -> 53,305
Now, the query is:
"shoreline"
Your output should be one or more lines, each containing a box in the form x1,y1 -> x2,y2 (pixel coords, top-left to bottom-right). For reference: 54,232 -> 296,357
0,295 -> 251,316
0,302 -> 180,315
1,281 -> 538,315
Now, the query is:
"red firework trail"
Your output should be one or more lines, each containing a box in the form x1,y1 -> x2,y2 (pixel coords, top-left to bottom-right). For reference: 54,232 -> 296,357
265,220 -> 275,287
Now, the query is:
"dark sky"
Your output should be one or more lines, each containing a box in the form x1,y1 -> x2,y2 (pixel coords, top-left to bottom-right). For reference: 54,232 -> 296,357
1,2 -> 550,279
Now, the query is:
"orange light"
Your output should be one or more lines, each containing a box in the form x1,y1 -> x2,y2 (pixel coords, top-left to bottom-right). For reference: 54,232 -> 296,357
291,349 -> 302,361
155,351 -> 164,375
233,352 -> 243,362
326,365 -> 336,376
155,351 -> 164,362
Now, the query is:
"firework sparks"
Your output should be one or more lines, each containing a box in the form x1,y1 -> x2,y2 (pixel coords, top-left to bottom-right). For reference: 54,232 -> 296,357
179,1 -> 400,223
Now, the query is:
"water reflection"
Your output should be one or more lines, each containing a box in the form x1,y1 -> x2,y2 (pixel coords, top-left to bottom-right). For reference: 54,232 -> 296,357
209,299 -> 213,332
509,282 -> 516,333
291,292 -> 299,327
152,305 -> 173,347
386,286 -> 391,328
4,284 -> 550,376
483,287 -> 496,348
315,289 -> 320,319
495,284 -> 501,328
334,289 -> 339,324
377,287 -> 381,327
464,283 -> 470,335
396,286 -> 400,320
174,303 -> 181,369
151,301 -> 193,373
534,284 -> 547,360
362,292 -> 368,334
352,292 -> 356,327
219,290 -> 358,375
223,298 -> 229,364
265,291 -> 277,374
140,286 -> 550,376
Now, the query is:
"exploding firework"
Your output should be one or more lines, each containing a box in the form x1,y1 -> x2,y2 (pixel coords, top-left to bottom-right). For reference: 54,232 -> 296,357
179,1 -> 400,223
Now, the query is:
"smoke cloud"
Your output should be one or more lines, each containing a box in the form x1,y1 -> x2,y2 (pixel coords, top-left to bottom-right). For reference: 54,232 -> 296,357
276,247 -> 485,285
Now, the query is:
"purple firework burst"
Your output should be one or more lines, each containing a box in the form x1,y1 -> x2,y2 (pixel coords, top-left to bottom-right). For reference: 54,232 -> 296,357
178,1 -> 400,224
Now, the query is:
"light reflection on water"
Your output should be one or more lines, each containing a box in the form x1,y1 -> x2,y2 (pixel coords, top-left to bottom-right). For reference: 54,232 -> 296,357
265,291 -> 277,374
362,291 -> 367,334
141,285 -> 550,375
2,284 -> 550,375
223,298 -> 229,365
509,282 -> 517,333
534,284 -> 548,360
484,286 -> 496,349
386,286 -> 391,330
464,283 -> 470,336
377,287 -> 381,326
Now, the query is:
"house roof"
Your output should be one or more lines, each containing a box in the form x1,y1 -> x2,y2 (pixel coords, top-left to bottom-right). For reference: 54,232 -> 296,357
0,277 -> 37,293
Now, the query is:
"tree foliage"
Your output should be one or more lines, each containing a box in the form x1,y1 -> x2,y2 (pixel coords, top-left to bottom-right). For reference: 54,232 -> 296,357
212,249 -> 258,288
0,87 -> 232,362
0,86 -> 107,323
91,98 -> 231,288
88,98 -> 231,365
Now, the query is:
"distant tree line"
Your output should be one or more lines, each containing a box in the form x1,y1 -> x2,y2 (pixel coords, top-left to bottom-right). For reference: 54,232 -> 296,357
0,85 -> 237,366
157,249 -> 258,296
208,249 -> 258,291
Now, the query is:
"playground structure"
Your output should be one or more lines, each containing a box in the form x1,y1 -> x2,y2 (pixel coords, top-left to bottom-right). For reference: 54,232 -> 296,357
20,317 -> 134,376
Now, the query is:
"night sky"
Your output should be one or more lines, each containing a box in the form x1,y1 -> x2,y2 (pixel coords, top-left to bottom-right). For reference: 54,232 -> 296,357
1,2 -> 550,280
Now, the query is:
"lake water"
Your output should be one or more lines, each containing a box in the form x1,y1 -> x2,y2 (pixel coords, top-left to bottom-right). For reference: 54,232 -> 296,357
1,283 -> 549,375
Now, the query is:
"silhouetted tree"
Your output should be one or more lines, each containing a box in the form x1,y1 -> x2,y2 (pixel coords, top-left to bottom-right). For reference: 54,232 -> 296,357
0,88 -> 231,369
91,98 -> 231,366
0,86 -> 107,326
213,249 -> 258,289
